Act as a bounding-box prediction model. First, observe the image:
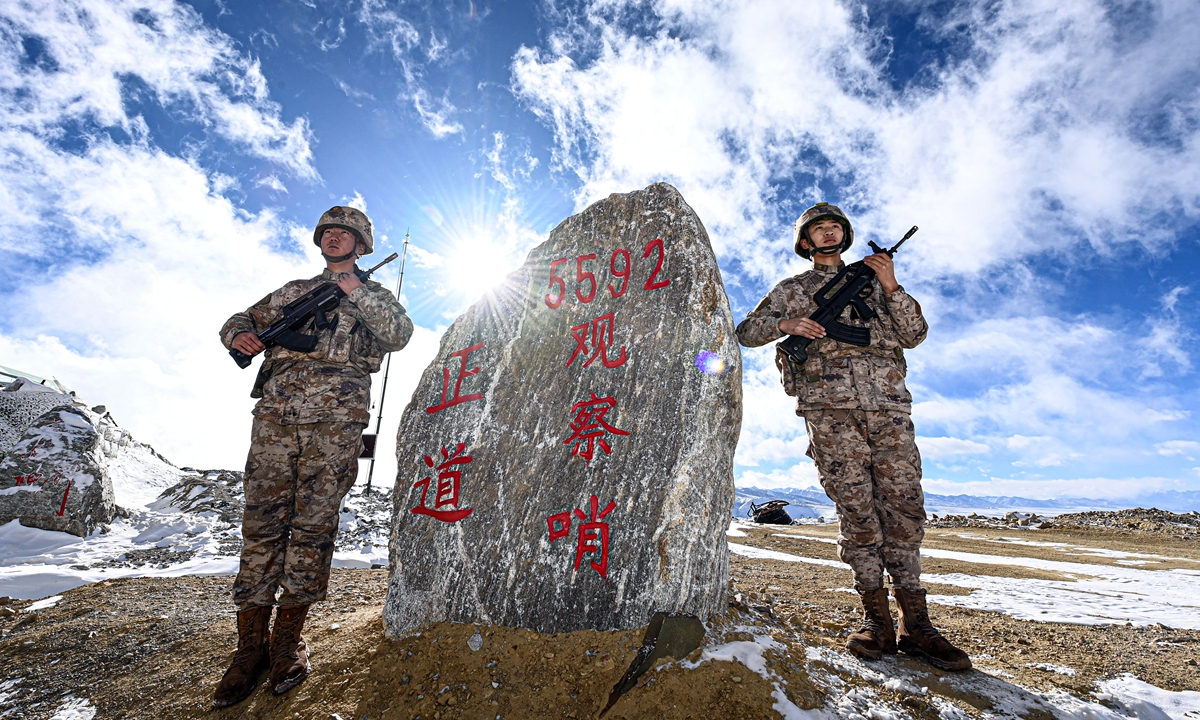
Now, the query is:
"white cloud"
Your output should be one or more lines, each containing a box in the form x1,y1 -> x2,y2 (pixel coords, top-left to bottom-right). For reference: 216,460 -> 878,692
0,0 -> 316,180
357,0 -> 464,137
736,463 -> 820,491
1155,440 -> 1200,457
919,437 -> 991,460
255,174 -> 287,193
358,0 -> 420,59
511,0 -> 1200,279
344,191 -> 368,213
334,78 -> 376,104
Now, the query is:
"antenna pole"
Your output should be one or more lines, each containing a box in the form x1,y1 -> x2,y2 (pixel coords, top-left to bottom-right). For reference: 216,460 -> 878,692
364,229 -> 410,496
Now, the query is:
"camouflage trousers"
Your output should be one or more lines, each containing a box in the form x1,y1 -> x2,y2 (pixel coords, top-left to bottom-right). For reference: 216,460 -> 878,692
803,409 -> 925,592
232,418 -> 364,609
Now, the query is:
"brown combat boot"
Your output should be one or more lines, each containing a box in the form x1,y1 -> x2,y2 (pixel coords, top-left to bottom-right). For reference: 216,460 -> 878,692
845,587 -> 897,660
212,606 -> 273,708
894,588 -> 972,671
270,605 -> 311,695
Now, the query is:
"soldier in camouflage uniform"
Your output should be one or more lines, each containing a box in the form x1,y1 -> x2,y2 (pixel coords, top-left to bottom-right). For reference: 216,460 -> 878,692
212,206 -> 414,707
736,203 -> 970,671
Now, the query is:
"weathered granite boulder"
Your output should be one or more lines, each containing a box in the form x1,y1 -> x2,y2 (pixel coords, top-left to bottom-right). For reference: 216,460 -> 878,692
383,182 -> 741,636
0,406 -> 120,536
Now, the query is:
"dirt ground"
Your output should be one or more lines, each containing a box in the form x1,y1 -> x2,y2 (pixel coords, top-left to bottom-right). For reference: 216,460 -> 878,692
1,523 -> 1198,719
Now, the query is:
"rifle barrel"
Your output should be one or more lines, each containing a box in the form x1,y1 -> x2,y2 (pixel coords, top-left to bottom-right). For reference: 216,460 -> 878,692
888,226 -> 919,255
363,252 -> 400,276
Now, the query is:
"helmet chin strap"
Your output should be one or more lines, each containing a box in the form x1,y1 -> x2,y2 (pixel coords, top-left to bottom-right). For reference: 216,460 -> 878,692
322,250 -> 358,263
808,236 -> 846,256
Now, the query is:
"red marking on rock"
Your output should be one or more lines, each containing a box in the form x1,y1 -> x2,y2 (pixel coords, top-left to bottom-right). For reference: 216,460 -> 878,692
563,393 -> 630,463
565,312 -> 628,369
411,442 -> 475,523
426,342 -> 486,414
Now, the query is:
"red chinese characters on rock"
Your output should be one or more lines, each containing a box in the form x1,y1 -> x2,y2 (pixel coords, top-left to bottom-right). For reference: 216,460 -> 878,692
12,468 -> 74,517
411,443 -> 475,523
547,495 -> 616,580
543,237 -> 671,310
566,312 -> 628,369
563,393 -> 630,464
426,342 -> 485,414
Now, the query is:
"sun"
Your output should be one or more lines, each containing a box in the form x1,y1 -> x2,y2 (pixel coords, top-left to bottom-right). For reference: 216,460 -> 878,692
444,233 -> 518,295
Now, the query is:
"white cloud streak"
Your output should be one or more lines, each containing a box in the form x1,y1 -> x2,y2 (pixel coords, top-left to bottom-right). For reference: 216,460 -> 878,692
0,0 -> 316,180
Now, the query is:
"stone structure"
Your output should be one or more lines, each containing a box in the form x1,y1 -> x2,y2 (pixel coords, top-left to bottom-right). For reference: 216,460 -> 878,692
0,383 -> 132,537
0,378 -> 74,454
383,183 -> 741,636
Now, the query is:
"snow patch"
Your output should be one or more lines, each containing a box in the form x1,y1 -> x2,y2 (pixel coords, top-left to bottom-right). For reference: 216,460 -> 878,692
682,630 -> 819,719
48,696 -> 96,720
1027,663 -> 1077,676
735,538 -> 1200,628
1097,674 -> 1200,720
23,594 -> 62,612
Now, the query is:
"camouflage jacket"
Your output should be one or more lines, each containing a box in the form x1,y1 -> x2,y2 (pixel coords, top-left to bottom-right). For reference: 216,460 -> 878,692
220,268 -> 414,425
736,261 -> 927,413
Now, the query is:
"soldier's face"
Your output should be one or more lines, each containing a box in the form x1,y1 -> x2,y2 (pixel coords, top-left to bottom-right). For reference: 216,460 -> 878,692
805,219 -> 844,251
321,227 -> 358,256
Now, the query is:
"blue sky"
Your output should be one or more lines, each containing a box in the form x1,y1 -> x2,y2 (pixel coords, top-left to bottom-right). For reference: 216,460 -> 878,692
2,0 -> 1199,501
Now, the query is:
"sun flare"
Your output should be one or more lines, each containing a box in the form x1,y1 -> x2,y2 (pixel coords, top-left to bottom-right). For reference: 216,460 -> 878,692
445,235 -> 517,294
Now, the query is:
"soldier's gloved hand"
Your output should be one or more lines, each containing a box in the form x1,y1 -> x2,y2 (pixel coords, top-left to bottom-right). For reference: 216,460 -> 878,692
779,318 -> 826,339
863,253 -> 900,293
338,273 -> 363,295
233,332 -> 266,355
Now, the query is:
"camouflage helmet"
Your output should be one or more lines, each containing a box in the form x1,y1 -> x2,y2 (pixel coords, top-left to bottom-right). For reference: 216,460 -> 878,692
313,205 -> 374,255
793,202 -> 854,259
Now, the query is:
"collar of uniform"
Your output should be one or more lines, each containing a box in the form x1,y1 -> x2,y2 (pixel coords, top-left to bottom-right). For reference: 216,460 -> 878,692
321,267 -> 358,280
813,261 -> 845,274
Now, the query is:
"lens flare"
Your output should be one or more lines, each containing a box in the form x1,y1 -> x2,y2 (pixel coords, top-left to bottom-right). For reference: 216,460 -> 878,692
694,350 -> 725,375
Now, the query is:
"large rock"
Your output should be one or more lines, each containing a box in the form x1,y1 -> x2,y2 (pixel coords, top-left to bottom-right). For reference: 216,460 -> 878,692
0,405 -> 122,536
383,182 -> 741,636
0,378 -> 75,453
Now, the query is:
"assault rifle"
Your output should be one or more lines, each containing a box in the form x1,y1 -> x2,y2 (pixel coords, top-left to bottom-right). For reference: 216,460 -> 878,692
777,226 -> 918,365
229,252 -> 400,369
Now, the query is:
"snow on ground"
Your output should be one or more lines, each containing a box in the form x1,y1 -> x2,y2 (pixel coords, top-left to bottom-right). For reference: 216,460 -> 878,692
105,444 -> 184,510
799,643 -> 1200,720
681,628 -> 817,720
948,534 -> 1200,565
1098,674 -> 1200,720
47,696 -> 97,720
731,539 -> 1200,629
0,457 -> 394,599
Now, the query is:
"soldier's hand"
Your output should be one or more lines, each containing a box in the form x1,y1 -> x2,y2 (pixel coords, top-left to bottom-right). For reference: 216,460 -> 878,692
338,273 -> 363,295
779,318 -> 826,339
232,332 -> 266,355
863,252 -> 900,293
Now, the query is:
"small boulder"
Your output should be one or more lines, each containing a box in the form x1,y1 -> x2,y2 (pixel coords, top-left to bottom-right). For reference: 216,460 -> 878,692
0,406 -> 117,537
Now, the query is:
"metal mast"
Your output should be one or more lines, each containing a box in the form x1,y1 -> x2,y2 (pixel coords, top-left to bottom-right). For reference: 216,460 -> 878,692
364,229 -> 410,495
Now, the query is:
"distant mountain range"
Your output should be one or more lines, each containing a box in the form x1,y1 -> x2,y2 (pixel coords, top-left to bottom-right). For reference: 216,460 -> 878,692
733,486 -> 1200,518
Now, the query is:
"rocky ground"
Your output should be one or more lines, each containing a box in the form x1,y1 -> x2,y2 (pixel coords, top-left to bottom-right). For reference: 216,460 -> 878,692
1,519 -> 1198,719
926,508 -> 1200,540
